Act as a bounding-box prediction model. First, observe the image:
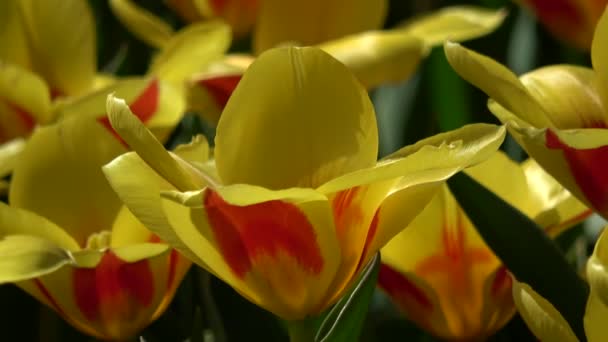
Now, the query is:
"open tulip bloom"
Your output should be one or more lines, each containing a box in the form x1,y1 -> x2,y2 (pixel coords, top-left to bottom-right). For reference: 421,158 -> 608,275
379,152 -> 589,341
102,46 -> 506,335
0,84 -> 190,340
444,6 -> 608,220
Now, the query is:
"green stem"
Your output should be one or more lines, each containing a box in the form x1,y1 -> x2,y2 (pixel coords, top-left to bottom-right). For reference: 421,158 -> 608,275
286,318 -> 317,342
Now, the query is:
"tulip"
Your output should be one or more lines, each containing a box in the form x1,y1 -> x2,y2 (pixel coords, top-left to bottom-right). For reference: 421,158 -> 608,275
102,46 -> 506,328
187,6 -> 507,124
444,6 -> 608,219
0,86 -> 192,340
379,151 -> 590,341
515,0 -> 608,49
511,224 -> 608,342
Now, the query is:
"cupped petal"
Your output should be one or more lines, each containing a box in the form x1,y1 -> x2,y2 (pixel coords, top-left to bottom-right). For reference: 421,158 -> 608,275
0,235 -> 73,283
381,186 -> 502,340
215,46 -> 378,189
106,94 -> 207,191
519,65 -> 607,129
592,7 -> 608,110
253,0 -> 387,54
401,6 -> 507,47
161,184 -> 342,319
585,290 -> 608,342
109,0 -> 174,48
18,0 -> 96,96
319,30 -> 428,89
377,264 -> 452,339
0,0 -> 30,68
522,157 -> 591,236
0,62 -> 52,141
444,42 -> 552,128
149,20 -> 232,85
512,280 -> 579,342
15,245 -> 176,340
9,114 -> 125,247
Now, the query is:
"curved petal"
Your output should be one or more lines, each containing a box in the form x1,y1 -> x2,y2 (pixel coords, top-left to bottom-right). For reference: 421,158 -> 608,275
19,0 -> 96,96
0,203 -> 79,250
0,235 -> 73,283
401,6 -> 507,47
585,290 -> 608,342
149,20 -> 231,85
0,138 -> 25,178
109,0 -> 174,49
444,42 -> 552,128
15,246 -> 176,340
215,46 -> 378,189
9,114 -> 125,247
0,62 -> 52,141
187,73 -> 242,124
319,30 -> 428,89
479,267 -> 515,338
0,0 -> 31,68
166,0 -> 205,22
161,184 -> 342,319
512,280 -> 578,342
592,7 -> 608,110
194,0 -> 259,37
519,65 -> 606,129
587,227 -> 608,308
106,94 -> 206,191
253,0 -> 387,54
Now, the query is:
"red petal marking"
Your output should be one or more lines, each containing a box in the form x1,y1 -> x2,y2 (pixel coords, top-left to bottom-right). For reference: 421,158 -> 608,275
210,0 -> 228,13
415,212 -> 493,292
378,264 -> 432,310
196,75 -> 241,109
34,279 -> 67,317
204,189 -> 324,279
50,88 -> 65,101
490,267 -> 512,297
356,209 -> 379,271
73,251 -> 155,321
0,96 -> 37,142
546,129 -> 608,215
97,79 -> 160,146
332,186 -> 365,238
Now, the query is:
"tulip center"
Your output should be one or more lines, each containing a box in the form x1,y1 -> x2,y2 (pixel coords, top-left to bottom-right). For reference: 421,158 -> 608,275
85,230 -> 112,250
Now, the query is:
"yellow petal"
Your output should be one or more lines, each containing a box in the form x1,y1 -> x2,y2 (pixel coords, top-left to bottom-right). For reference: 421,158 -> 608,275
16,246 -> 175,340
172,134 -> 210,165
522,157 -> 591,236
215,46 -> 378,189
512,280 -> 579,342
0,235 -> 73,283
587,227 -> 608,307
149,20 -> 231,85
585,290 -> 608,342
253,0 -> 387,54
592,7 -> 608,111
18,0 -> 96,96
319,30 -> 428,89
519,65 -> 606,129
444,42 -> 552,128
161,184 -> 342,319
0,138 -> 25,178
106,94 -> 207,191
166,0 -> 206,22
109,0 -> 174,49
103,152 -> 209,268
0,203 -> 79,250
401,6 -> 507,47
0,0 -> 31,68
0,62 -> 52,140
9,114 -> 125,247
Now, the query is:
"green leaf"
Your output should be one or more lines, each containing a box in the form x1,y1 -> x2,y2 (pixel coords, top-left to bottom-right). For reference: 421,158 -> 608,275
315,253 -> 380,342
447,172 -> 588,342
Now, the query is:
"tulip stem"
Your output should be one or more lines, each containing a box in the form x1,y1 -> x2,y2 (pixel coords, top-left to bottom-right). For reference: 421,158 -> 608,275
286,318 -> 316,342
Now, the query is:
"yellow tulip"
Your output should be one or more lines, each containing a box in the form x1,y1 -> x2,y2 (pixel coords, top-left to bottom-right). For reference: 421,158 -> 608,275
379,151 -> 590,341
515,0 -> 608,49
445,6 -> 608,219
0,89 -> 193,340
511,225 -> 608,342
186,6 -> 507,124
103,46 -> 506,321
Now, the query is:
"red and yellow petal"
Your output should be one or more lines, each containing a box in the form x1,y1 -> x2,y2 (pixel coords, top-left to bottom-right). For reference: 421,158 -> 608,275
15,245 -> 176,340
160,185 -> 341,319
592,6 -> 608,110
187,73 -> 242,124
